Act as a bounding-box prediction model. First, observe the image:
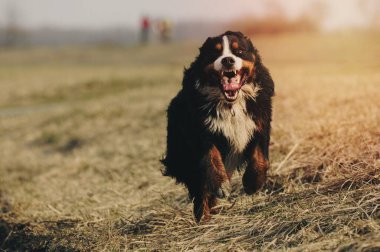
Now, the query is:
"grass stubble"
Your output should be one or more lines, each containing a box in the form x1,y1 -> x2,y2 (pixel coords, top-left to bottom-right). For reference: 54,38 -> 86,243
0,33 -> 379,251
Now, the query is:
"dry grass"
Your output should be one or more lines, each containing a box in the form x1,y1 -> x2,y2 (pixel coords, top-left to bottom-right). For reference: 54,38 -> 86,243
0,32 -> 379,251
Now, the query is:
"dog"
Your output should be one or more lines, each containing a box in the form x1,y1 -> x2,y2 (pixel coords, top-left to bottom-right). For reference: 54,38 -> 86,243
161,31 -> 274,222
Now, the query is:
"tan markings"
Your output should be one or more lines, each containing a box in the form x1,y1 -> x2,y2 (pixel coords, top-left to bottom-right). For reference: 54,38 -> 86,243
232,41 -> 239,49
201,191 -> 211,222
253,146 -> 269,172
209,146 -> 228,184
243,145 -> 269,194
242,60 -> 255,76
215,43 -> 222,51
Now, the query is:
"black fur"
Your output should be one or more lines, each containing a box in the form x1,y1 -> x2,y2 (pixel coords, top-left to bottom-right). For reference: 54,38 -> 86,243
161,31 -> 275,222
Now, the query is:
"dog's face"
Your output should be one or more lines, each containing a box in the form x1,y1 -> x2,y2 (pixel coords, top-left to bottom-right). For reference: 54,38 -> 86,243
197,31 -> 257,103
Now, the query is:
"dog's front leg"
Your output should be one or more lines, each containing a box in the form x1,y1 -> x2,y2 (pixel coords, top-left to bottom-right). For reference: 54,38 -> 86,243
193,145 -> 230,222
206,145 -> 231,199
243,140 -> 269,195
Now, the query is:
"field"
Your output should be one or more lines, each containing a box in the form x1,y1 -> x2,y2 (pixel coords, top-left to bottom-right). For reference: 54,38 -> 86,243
0,32 -> 380,251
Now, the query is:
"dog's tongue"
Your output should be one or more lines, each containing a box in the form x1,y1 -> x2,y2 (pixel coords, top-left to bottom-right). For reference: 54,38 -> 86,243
222,76 -> 241,91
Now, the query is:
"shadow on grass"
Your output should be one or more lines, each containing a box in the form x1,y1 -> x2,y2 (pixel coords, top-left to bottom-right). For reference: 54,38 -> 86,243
0,219 -> 81,252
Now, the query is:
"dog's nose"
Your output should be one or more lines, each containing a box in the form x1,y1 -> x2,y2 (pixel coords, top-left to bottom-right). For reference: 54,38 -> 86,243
221,57 -> 235,68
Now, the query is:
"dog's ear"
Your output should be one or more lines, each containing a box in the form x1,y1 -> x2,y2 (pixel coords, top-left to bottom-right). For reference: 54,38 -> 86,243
254,53 -> 275,97
244,35 -> 255,52
202,37 -> 213,46
199,36 -> 213,54
183,38 -> 214,90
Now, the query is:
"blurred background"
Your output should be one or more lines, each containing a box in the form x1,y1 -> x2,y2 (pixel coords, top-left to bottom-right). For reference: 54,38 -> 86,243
0,0 -> 380,46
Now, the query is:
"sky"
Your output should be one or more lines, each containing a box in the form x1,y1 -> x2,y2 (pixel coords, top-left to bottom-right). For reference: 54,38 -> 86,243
0,0 -> 375,30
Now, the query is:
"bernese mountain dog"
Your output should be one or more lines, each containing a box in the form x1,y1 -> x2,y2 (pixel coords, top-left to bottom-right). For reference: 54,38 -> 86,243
161,31 -> 275,222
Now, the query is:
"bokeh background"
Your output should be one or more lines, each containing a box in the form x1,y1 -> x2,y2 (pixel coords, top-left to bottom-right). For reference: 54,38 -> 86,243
0,0 -> 380,46
0,0 -> 379,251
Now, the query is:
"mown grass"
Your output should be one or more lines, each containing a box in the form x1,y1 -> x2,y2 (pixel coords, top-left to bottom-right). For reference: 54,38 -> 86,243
0,32 -> 379,251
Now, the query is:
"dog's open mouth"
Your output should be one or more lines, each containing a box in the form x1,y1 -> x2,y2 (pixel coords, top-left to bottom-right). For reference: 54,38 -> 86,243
220,68 -> 248,102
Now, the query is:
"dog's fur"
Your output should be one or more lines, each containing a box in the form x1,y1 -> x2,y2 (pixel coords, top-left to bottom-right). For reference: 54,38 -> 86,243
161,31 -> 275,222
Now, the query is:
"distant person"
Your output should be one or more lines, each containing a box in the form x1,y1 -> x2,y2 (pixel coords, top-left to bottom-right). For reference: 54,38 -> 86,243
140,16 -> 150,44
158,19 -> 172,43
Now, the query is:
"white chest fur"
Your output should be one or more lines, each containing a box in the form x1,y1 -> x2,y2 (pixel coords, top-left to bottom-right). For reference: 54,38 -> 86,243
205,99 -> 256,155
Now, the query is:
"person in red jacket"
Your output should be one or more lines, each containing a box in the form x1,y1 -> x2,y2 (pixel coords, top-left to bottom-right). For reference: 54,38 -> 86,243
140,16 -> 150,44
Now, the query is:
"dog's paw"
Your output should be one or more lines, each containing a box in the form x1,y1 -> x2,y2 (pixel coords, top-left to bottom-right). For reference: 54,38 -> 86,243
215,181 -> 231,198
243,183 -> 260,195
243,172 -> 266,195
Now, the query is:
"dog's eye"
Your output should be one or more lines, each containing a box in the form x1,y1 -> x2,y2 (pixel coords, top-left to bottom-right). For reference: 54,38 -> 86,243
235,49 -> 244,55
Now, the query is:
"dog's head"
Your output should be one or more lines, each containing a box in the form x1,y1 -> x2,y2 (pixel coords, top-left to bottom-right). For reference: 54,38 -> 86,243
188,31 -> 260,103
